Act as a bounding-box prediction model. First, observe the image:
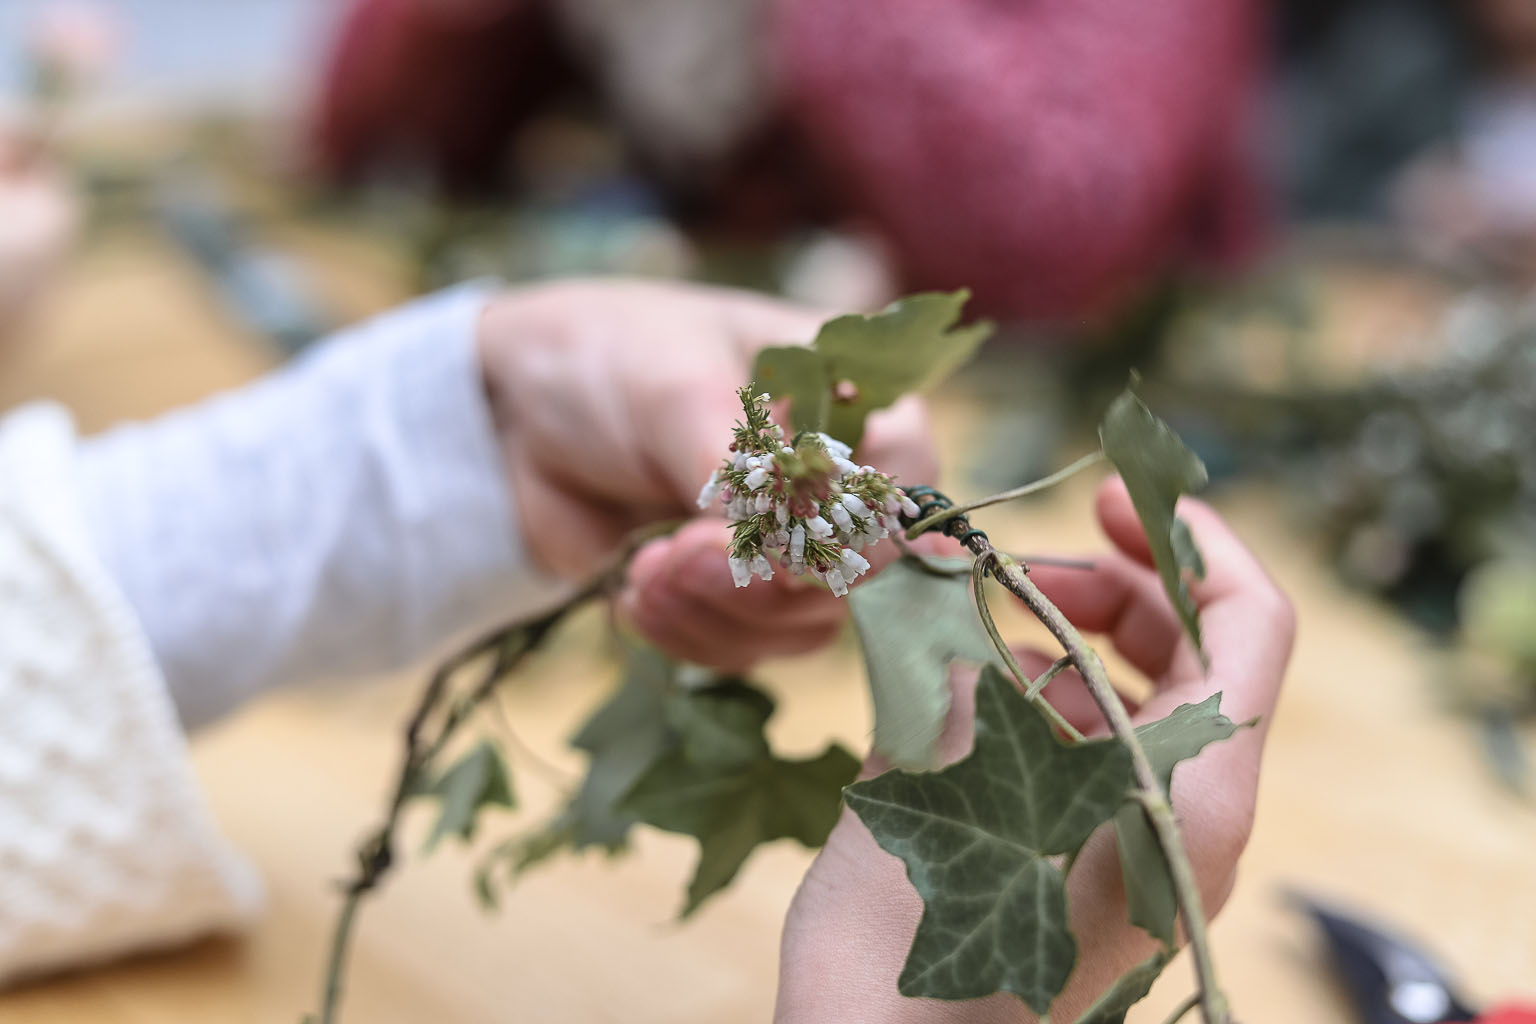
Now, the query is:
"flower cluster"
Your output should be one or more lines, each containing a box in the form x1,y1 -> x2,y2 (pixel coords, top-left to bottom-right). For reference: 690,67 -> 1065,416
699,386 -> 920,596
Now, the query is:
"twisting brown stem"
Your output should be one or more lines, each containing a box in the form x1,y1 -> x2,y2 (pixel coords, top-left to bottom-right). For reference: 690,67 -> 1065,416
309,519 -> 681,1024
313,608 -> 576,1024
908,496 -> 1230,1024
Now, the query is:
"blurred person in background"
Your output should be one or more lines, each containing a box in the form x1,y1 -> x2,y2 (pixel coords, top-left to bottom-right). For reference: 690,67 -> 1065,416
1392,0 -> 1536,283
0,1 -> 1296,1017
309,0 -> 1269,325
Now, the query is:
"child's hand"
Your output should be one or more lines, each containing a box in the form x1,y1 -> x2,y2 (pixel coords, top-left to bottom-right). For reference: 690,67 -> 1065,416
774,478 -> 1295,1022
476,278 -> 937,669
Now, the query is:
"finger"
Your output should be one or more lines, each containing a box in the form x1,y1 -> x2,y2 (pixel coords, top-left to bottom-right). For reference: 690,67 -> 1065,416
621,567 -> 843,670
645,288 -> 826,509
1027,553 -> 1189,683
855,394 -> 940,488
507,443 -> 653,580
624,519 -> 848,626
1007,647 -> 1123,736
1094,477 -> 1295,723
641,348 -> 759,510
1096,475 -> 1277,613
714,284 -> 828,356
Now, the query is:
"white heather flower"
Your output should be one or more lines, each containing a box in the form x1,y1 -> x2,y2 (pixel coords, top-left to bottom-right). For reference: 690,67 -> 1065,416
697,471 -> 723,510
708,390 -> 916,599
840,492 -> 873,520
900,496 -> 920,518
729,557 -> 753,588
829,502 -> 854,533
840,548 -> 871,577
758,393 -> 771,403
816,433 -> 853,460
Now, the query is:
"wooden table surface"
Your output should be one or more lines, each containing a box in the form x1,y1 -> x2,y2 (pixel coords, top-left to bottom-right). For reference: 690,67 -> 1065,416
1,228 -> 1532,1023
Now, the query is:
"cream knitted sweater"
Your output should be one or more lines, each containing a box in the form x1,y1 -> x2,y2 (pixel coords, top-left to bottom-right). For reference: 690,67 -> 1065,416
0,288 -> 567,984
0,404 -> 262,985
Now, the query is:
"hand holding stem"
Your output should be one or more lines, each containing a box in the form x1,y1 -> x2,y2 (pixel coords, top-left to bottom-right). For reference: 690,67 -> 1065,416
777,478 -> 1293,1023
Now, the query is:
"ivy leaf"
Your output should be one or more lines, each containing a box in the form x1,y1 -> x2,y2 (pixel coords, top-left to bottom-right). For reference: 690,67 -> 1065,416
666,679 -> 776,768
417,741 -> 516,852
1114,694 -> 1245,946
844,666 -> 1135,1012
848,556 -> 998,770
563,645 -> 679,850
753,345 -> 827,434
1170,517 -> 1206,581
753,290 -> 993,447
620,681 -> 859,917
1099,388 -> 1209,658
472,822 -> 575,910
1071,950 -> 1173,1024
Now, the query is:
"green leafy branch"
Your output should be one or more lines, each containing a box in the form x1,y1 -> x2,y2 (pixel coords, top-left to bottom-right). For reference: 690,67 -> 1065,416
309,290 -> 1247,1024
309,601 -> 586,1024
846,386 -> 1239,1022
306,522 -> 680,1024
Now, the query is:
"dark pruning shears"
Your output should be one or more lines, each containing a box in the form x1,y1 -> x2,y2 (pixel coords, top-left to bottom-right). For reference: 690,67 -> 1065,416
1293,893 -> 1536,1024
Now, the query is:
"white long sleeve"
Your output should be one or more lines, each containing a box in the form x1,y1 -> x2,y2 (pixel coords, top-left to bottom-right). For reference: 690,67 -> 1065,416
75,285 -> 572,729
0,286 -> 578,983
0,405 -> 263,985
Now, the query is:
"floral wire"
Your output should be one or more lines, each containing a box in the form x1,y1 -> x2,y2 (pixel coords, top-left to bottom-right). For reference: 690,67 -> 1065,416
904,450 -> 1106,540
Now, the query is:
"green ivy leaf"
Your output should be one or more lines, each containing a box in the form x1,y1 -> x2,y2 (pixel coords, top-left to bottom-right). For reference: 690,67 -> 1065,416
848,556 -> 998,770
665,679 -> 776,768
417,740 -> 516,852
620,681 -> 859,917
563,645 -> 679,850
752,290 -> 993,447
472,822 -> 575,910
485,646 -> 679,898
753,345 -> 827,434
1114,694 -> 1244,946
1099,388 -> 1209,659
1070,950 -> 1173,1024
844,666 -> 1135,1013
1170,517 -> 1206,581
